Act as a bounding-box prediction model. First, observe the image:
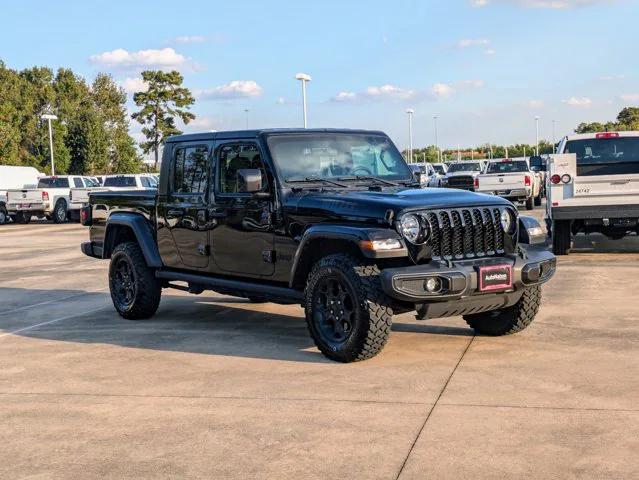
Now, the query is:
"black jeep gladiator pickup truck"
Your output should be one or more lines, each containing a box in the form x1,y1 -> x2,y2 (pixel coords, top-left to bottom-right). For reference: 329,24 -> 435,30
81,129 -> 556,362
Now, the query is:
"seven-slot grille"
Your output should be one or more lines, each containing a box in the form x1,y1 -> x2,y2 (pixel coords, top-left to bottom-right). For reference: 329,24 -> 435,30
419,207 -> 509,259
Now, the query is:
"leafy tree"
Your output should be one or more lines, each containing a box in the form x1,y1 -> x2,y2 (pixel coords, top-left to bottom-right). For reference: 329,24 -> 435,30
132,70 -> 195,168
616,107 -> 639,130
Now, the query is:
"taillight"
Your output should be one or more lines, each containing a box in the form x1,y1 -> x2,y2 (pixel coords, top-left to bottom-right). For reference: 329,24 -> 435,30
550,174 -> 561,184
42,191 -> 49,201
595,132 -> 619,139
80,205 -> 92,226
473,177 -> 479,188
524,175 -> 531,186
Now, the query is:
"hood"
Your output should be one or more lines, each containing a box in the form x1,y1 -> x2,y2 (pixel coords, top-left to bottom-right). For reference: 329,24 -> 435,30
286,187 -> 510,221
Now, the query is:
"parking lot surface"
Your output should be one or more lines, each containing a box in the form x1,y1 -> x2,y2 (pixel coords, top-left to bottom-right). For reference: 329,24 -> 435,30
1,206 -> 638,479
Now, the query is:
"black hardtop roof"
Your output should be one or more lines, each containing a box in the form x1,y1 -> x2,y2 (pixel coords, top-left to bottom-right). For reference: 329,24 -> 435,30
165,128 -> 388,143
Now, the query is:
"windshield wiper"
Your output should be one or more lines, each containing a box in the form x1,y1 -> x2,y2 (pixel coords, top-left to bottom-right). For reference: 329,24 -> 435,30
336,175 -> 400,187
285,176 -> 347,188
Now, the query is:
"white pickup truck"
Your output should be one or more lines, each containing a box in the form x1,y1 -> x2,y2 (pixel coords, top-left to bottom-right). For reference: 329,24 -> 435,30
0,166 -> 42,225
69,174 -> 158,213
6,175 -> 94,223
477,159 -> 542,210
547,131 -> 639,254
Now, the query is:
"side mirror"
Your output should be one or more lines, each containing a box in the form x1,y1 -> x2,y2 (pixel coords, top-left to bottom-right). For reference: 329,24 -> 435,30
518,215 -> 546,245
237,168 -> 264,193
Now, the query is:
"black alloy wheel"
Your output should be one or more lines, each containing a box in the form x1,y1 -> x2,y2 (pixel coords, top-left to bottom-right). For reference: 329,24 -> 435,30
312,275 -> 356,347
111,256 -> 137,311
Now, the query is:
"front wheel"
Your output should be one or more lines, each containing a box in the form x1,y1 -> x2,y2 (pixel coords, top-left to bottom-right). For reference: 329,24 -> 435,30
464,285 -> 541,336
0,206 -> 8,225
304,254 -> 393,362
109,241 -> 162,319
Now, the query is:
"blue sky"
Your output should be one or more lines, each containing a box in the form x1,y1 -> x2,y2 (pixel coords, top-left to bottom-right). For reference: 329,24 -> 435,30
2,0 -> 638,151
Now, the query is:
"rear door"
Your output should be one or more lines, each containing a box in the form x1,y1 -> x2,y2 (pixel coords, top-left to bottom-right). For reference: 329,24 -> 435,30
160,143 -> 211,269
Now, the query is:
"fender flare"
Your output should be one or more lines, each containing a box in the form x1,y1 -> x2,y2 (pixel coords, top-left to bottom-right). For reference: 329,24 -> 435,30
103,212 -> 163,267
288,225 -> 406,287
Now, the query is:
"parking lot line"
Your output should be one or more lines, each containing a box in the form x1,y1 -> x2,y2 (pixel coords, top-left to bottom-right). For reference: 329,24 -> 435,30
0,288 -> 107,316
0,306 -> 110,339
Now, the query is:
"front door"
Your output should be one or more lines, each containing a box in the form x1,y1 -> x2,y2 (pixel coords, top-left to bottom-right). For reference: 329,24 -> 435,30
161,144 -> 210,269
209,141 -> 275,277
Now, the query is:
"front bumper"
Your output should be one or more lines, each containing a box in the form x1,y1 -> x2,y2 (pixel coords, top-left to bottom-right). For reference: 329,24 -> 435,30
380,249 -> 555,318
81,241 -> 103,259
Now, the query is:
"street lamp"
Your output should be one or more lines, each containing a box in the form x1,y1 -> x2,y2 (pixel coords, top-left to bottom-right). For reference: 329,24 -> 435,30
433,115 -> 439,162
406,109 -> 414,163
41,113 -> 58,175
534,116 -> 540,156
295,73 -> 311,128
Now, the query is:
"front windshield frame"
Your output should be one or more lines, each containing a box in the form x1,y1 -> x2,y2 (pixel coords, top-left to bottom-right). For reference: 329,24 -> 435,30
265,132 -> 414,185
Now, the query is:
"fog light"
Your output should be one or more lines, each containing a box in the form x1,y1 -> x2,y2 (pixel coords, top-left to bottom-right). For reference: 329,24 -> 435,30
424,277 -> 441,293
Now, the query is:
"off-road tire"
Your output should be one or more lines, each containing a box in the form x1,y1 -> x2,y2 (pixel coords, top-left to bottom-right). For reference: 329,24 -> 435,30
304,254 -> 393,362
552,219 -> 571,255
0,206 -> 7,225
525,196 -> 534,210
15,211 -> 31,224
52,200 -> 67,223
109,241 -> 161,320
464,285 -> 541,336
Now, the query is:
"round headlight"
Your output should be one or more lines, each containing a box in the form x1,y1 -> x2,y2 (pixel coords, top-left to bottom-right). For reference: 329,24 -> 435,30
500,209 -> 515,234
398,214 -> 426,244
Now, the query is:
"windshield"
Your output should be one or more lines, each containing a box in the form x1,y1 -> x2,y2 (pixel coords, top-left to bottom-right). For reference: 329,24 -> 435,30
38,177 -> 69,188
565,137 -> 639,176
104,176 -> 136,187
266,133 -> 413,182
447,162 -> 481,173
486,161 -> 529,174
433,165 -> 445,174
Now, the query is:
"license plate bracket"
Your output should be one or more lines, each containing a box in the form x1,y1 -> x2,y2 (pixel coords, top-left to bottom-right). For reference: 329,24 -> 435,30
478,264 -> 513,292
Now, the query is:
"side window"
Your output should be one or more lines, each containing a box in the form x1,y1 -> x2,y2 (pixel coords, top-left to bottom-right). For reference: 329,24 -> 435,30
217,143 -> 265,194
140,176 -> 151,188
73,177 -> 83,188
172,146 -> 209,194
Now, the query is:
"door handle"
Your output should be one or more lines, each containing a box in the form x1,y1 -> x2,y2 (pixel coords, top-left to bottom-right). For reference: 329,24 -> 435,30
168,208 -> 184,216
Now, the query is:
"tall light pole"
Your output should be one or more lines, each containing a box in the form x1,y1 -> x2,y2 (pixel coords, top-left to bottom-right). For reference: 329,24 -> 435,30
41,113 -> 58,175
244,108 -> 249,129
406,109 -> 414,163
535,116 -> 540,156
433,115 -> 439,161
295,73 -> 311,128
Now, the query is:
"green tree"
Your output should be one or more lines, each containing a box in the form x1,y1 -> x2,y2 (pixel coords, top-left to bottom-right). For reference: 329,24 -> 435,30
132,70 -> 195,168
616,107 -> 639,130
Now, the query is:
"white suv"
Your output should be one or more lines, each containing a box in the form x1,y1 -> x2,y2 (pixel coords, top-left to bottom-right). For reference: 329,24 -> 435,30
547,131 -> 639,254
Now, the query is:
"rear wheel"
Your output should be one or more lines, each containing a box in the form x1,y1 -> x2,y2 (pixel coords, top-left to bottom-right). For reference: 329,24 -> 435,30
52,200 -> 67,223
0,206 -> 7,225
464,285 -> 541,336
552,219 -> 571,255
305,254 -> 393,362
109,241 -> 161,319
525,196 -> 534,210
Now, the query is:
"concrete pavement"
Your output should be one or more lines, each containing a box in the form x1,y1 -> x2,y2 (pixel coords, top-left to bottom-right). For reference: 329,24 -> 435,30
1,210 -> 638,479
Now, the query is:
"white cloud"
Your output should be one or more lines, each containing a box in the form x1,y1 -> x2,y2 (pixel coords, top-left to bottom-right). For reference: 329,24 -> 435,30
484,48 -> 496,56
90,48 -> 188,70
456,38 -> 491,49
197,80 -> 263,100
430,83 -> 455,99
601,74 -> 625,81
172,35 -> 206,44
523,99 -> 545,108
184,116 -> 223,131
620,93 -> 639,103
470,0 -> 489,6
330,84 -> 416,103
563,96 -> 592,107
120,77 -> 148,94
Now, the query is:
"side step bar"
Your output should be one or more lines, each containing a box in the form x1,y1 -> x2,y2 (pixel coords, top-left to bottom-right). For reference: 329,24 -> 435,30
155,270 -> 304,304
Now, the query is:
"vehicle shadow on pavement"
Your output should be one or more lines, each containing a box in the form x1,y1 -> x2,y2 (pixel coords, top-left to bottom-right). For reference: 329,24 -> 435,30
3,287 -> 475,363
571,233 -> 639,254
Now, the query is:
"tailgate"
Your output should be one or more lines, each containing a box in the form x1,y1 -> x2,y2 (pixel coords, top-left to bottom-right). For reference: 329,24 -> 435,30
573,174 -> 639,197
7,189 -> 42,203
480,174 -> 524,189
70,188 -> 90,203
